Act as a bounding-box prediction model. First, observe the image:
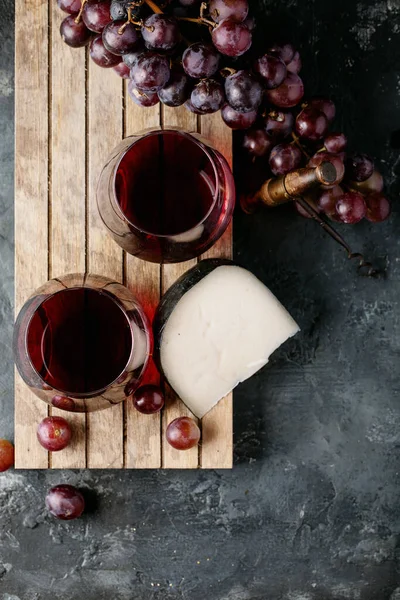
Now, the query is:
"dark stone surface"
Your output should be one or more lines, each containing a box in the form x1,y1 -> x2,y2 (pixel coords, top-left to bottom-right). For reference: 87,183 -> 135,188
1,0 -> 400,598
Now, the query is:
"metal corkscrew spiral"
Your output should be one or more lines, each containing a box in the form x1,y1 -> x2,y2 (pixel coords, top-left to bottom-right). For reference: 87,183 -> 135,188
241,160 -> 379,277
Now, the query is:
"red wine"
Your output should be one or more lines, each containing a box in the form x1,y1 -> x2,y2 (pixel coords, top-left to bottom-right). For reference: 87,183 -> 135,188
27,288 -> 132,395
116,131 -> 216,236
97,130 -> 235,263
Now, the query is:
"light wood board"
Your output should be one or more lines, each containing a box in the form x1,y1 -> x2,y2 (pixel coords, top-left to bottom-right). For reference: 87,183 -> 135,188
14,0 -> 233,469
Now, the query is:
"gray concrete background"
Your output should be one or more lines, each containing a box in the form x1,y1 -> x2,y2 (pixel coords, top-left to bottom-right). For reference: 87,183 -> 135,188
0,0 -> 400,598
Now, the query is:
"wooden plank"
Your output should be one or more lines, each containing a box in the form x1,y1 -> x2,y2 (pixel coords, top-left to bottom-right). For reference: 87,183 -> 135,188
86,61 -> 124,468
199,112 -> 233,469
161,105 -> 199,469
14,0 -> 49,469
49,4 -> 86,469
124,84 -> 162,468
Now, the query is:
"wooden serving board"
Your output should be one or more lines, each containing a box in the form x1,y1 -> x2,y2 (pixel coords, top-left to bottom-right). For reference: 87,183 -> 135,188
14,0 -> 233,469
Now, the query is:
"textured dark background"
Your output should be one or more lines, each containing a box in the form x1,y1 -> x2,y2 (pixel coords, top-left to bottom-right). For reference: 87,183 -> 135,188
1,0 -> 400,598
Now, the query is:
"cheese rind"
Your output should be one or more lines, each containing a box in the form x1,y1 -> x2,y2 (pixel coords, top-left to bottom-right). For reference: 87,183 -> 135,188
160,265 -> 299,419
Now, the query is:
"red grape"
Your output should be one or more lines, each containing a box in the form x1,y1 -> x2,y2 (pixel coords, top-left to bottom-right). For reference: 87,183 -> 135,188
158,68 -> 191,107
243,129 -> 273,157
269,143 -> 302,175
90,35 -> 121,67
37,417 -> 72,452
266,72 -> 304,108
191,79 -> 225,114
324,132 -> 347,153
286,50 -> 302,74
308,151 -> 345,186
266,42 -> 295,64
243,15 -> 255,31
46,485 -> 85,520
51,395 -> 76,411
209,0 -> 249,23
113,61 -> 131,78
307,97 -> 336,123
182,43 -> 220,78
142,14 -> 180,51
365,193 -> 391,222
316,185 -> 344,219
102,20 -> 140,55
295,107 -> 328,141
82,1 -> 111,33
336,192 -> 366,224
166,417 -> 200,450
264,110 -> 294,140
348,170 -> 384,194
254,54 -> 287,89
211,19 -> 252,57
122,43 -> 146,68
0,440 -> 14,472
110,0 -> 129,21
185,99 -> 207,114
131,53 -> 170,92
132,385 -> 165,414
224,70 -> 263,113
60,15 -> 92,48
57,0 -> 82,14
221,104 -> 257,129
345,153 -> 374,182
128,82 -> 160,107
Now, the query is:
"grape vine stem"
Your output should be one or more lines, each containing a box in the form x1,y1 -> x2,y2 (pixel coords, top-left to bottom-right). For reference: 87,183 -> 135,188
144,0 -> 163,14
177,16 -> 216,28
75,0 -> 87,24
291,132 -> 310,160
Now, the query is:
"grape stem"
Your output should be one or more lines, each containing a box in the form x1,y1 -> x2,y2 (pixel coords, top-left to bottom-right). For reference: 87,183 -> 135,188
144,0 -> 163,14
177,16 -> 216,28
74,0 -> 87,24
291,132 -> 310,160
296,197 -> 378,277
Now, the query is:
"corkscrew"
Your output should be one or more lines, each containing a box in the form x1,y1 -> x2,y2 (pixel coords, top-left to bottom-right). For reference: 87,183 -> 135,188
241,160 -> 378,277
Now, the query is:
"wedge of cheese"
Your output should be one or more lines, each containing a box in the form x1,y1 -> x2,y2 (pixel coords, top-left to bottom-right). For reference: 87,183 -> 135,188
154,260 -> 299,419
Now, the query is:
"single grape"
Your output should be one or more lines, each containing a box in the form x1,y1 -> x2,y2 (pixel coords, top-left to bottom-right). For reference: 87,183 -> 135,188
0,440 -> 14,472
60,15 -> 92,48
307,97 -> 336,123
221,104 -> 257,129
224,70 -> 263,113
209,0 -> 249,23
324,132 -> 347,153
190,79 -> 225,114
82,1 -> 111,33
336,191 -> 366,224
211,19 -> 252,57
185,99 -> 207,114
286,50 -> 302,74
266,73 -> 304,108
295,107 -> 328,141
264,110 -> 294,140
348,169 -> 384,194
182,43 -> 220,78
316,185 -> 344,219
52,395 -> 76,411
308,151 -> 345,186
243,15 -> 255,31
128,81 -> 160,107
142,14 -> 180,51
37,417 -> 72,452
158,68 -> 191,107
266,42 -> 295,64
110,0 -> 129,21
122,43 -> 145,68
365,193 -> 391,222
254,54 -> 287,89
90,35 -> 121,67
57,0 -> 82,15
102,20 -> 140,55
132,385 -> 165,414
131,53 -> 170,92
166,417 -> 200,450
243,129 -> 273,157
269,143 -> 302,175
345,153 -> 374,182
113,61 -> 130,78
46,485 -> 85,520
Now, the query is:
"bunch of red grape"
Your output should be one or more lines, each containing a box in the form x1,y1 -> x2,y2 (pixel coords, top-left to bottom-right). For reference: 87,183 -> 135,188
57,0 -> 390,225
